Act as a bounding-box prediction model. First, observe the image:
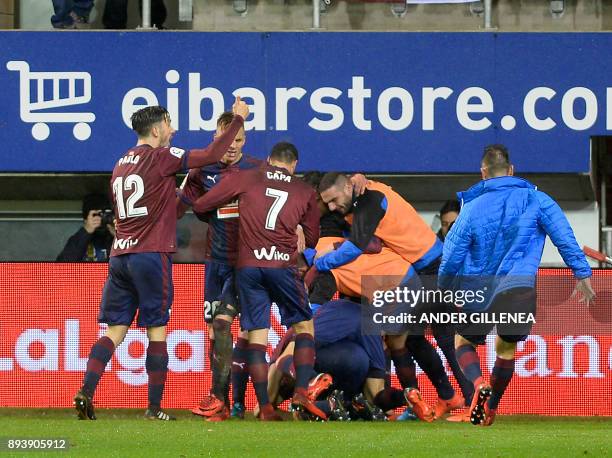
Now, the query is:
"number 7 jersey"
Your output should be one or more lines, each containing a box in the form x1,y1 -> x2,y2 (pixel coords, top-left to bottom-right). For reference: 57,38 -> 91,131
110,144 -> 188,256
191,164 -> 320,268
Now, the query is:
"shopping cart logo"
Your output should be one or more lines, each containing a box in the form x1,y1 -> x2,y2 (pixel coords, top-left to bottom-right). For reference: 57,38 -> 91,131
6,60 -> 95,141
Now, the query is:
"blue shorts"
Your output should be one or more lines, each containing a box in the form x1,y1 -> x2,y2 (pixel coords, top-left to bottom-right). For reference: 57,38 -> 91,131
315,300 -> 386,377
99,253 -> 173,328
204,260 -> 239,323
237,266 -> 311,331
458,287 -> 537,345
315,340 -> 371,399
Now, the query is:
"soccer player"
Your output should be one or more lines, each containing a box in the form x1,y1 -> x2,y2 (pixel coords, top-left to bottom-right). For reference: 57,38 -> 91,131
177,111 -> 262,421
313,173 -> 464,419
191,142 -> 322,421
439,144 -> 595,426
73,98 -> 249,421
267,299 -> 422,421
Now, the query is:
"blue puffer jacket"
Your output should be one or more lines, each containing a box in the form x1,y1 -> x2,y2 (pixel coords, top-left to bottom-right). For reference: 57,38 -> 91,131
438,176 -> 591,309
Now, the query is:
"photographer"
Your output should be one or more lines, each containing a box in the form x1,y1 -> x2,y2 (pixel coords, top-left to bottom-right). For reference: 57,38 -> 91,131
57,193 -> 115,262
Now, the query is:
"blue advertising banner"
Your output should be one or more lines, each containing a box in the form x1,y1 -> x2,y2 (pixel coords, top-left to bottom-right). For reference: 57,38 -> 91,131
0,32 -> 609,173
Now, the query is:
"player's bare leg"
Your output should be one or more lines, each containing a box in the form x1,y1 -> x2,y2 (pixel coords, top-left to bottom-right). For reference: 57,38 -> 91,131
143,326 -> 175,421
74,325 -> 128,420
290,319 -> 328,420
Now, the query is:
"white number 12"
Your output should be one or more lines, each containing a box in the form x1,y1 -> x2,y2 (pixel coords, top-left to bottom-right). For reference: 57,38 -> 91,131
265,188 -> 288,230
112,174 -> 148,219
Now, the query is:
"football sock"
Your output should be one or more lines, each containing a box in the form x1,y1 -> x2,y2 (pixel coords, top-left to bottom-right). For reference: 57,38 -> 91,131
374,387 -> 406,411
247,343 -> 270,407
81,336 -> 115,398
293,333 -> 316,390
231,338 -> 249,405
406,336 -> 455,400
434,331 -> 474,403
489,357 -> 515,409
146,341 -> 169,410
211,319 -> 232,402
390,347 -> 418,389
456,343 -> 483,388
207,337 -> 214,372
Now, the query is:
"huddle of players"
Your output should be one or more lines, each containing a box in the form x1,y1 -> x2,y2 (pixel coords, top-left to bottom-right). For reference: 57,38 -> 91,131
75,100 -> 590,426
175,111 -> 478,423
73,100 -> 479,423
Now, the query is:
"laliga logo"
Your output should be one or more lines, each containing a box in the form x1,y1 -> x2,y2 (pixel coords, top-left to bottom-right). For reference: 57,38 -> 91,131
0,320 -> 205,386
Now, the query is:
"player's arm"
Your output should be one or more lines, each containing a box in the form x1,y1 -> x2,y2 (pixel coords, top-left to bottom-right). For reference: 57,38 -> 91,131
300,191 -> 321,249
537,192 -> 592,279
184,115 -> 244,169
314,190 -> 386,272
438,207 -> 472,289
191,171 -> 246,215
176,169 -> 205,218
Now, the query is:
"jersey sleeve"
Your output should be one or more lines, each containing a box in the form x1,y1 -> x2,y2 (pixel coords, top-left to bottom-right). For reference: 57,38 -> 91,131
192,170 -> 249,215
178,169 -> 205,207
156,115 -> 245,177
156,146 -> 190,178
300,190 -> 320,249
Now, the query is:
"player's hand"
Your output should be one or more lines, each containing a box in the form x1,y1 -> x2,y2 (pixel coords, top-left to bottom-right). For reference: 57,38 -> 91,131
84,209 -> 102,234
296,225 -> 306,253
232,96 -> 249,120
350,174 -> 369,196
571,277 -> 596,306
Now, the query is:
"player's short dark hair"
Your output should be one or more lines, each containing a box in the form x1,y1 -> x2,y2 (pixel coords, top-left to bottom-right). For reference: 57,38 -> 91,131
318,172 -> 348,194
270,142 -> 299,163
131,106 -> 169,137
216,111 -> 235,129
320,212 -> 349,238
482,144 -> 511,176
301,171 -> 324,190
440,199 -> 460,216
82,193 -> 110,219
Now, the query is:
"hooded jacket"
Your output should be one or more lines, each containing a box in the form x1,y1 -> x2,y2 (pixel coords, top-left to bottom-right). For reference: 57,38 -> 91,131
438,176 -> 591,310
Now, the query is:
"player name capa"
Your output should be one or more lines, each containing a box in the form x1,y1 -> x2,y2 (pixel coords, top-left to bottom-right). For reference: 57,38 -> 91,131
117,153 -> 140,166
113,237 -> 139,250
267,171 -> 292,182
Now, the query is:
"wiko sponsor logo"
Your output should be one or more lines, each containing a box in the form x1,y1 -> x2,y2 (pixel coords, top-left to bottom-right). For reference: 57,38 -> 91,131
253,246 -> 290,261
113,237 -> 139,250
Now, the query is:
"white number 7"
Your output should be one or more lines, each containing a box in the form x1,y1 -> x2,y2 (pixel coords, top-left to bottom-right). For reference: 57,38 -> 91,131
265,188 -> 288,230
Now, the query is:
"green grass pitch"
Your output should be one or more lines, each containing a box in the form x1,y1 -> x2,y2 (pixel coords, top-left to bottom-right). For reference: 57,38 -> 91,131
0,409 -> 610,457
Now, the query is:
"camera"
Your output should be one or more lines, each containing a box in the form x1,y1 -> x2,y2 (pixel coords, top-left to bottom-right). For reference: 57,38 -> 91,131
95,209 -> 115,228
